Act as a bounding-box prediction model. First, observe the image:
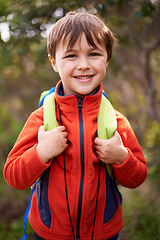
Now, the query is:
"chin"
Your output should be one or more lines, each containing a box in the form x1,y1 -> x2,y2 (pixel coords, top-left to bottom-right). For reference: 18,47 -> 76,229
78,91 -> 92,96
77,88 -> 97,96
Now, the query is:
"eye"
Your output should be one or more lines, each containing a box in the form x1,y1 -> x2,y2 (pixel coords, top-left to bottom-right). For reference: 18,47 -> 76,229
90,52 -> 100,57
65,54 -> 77,58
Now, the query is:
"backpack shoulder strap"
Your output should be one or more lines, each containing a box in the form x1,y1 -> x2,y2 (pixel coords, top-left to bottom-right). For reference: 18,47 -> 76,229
97,92 -> 117,139
43,90 -> 117,136
39,87 -> 55,108
43,92 -> 58,131
21,90 -> 57,240
21,187 -> 36,240
97,92 -> 117,180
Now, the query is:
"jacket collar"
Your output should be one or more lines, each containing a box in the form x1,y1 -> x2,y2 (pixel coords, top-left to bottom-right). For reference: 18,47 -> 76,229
55,80 -> 103,113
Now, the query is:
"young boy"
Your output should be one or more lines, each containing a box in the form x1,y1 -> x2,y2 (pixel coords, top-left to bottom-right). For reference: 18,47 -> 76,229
4,11 -> 147,240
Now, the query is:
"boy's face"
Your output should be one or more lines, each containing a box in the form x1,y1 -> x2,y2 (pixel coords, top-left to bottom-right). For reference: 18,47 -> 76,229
50,33 -> 108,96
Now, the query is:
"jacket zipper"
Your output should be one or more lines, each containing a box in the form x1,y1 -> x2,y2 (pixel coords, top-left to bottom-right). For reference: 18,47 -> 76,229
76,96 -> 84,240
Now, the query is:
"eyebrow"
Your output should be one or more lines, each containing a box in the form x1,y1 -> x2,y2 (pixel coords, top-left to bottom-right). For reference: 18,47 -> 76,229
64,49 -> 75,53
64,45 -> 101,54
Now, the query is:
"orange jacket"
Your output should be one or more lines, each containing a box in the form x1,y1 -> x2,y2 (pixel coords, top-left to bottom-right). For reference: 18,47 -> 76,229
4,81 -> 147,239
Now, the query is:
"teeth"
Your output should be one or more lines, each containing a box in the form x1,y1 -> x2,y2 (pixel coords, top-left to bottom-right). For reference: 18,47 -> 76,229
75,76 -> 92,79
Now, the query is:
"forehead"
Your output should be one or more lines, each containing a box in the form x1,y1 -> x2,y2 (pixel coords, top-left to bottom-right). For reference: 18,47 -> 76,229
60,32 -> 105,52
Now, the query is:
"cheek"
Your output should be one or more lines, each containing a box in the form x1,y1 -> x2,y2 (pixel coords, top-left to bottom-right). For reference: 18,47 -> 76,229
97,62 -> 107,75
102,61 -> 108,73
95,59 -> 107,70
60,63 -> 74,75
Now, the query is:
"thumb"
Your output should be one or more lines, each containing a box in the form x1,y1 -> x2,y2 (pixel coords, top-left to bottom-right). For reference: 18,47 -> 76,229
38,125 -> 45,133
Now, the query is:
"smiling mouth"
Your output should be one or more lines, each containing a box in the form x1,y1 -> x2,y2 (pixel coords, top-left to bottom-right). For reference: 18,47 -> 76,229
74,75 -> 94,80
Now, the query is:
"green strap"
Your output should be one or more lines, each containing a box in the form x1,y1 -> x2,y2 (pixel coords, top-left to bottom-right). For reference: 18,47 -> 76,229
97,94 -> 117,139
97,94 -> 117,179
43,93 -> 58,131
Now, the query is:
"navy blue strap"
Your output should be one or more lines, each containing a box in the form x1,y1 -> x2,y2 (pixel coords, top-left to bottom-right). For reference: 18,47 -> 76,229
21,187 -> 36,240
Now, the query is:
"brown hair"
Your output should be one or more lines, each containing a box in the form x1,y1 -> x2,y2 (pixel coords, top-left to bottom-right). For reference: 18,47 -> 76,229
47,11 -> 116,61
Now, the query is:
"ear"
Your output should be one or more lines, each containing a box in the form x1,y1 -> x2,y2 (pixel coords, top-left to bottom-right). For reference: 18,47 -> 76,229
106,61 -> 109,69
48,54 -> 58,72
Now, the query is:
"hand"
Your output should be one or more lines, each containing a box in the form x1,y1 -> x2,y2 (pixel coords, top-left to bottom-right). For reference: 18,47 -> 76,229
36,125 -> 68,163
94,131 -> 128,165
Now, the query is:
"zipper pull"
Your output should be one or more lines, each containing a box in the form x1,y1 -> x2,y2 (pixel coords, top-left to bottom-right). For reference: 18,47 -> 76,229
77,96 -> 83,110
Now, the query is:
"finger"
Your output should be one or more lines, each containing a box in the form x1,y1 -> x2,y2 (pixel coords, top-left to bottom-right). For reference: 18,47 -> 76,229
63,131 -> 68,138
47,126 -> 64,134
38,125 -> 45,133
65,143 -> 68,150
54,125 -> 65,131
95,150 -> 109,163
57,129 -> 68,138
94,144 -> 101,151
95,151 -> 105,161
95,148 -> 101,156
94,137 -> 107,146
94,137 -> 101,145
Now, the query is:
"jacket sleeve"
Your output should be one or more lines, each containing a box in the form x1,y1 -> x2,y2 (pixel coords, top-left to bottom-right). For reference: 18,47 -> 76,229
3,107 -> 51,190
112,110 -> 148,188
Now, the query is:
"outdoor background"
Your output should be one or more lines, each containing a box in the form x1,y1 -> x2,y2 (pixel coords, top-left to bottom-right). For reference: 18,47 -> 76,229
0,0 -> 160,239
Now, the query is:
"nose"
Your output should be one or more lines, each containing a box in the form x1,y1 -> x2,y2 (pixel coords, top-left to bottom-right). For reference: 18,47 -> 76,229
77,57 -> 91,70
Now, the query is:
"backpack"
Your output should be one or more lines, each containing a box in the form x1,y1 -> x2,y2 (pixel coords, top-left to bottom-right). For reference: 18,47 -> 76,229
21,87 -> 117,240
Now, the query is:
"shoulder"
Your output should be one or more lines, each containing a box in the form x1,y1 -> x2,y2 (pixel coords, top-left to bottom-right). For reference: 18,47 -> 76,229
114,109 -> 127,119
114,109 -> 135,139
31,106 -> 43,120
114,109 -> 131,127
23,107 -> 43,129
12,107 -> 44,147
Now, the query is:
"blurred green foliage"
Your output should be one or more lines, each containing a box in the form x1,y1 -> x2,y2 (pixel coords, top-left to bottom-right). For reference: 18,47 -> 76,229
0,0 -> 160,239
120,184 -> 160,240
0,219 -> 33,240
